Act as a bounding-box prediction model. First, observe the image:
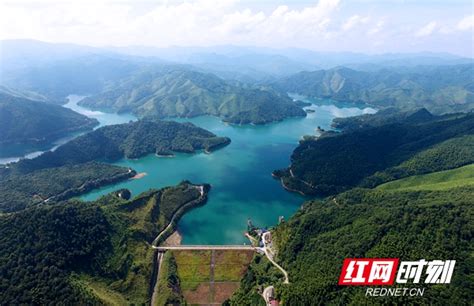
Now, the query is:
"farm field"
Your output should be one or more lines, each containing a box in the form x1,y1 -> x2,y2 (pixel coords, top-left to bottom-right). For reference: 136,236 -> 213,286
172,249 -> 255,304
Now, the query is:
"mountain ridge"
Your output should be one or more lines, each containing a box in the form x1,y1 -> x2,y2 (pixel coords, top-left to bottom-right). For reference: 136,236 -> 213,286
0,92 -> 98,145
79,68 -> 307,124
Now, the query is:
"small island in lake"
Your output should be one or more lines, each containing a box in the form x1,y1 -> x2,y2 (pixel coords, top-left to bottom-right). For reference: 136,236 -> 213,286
4,118 -> 231,175
0,119 -> 230,212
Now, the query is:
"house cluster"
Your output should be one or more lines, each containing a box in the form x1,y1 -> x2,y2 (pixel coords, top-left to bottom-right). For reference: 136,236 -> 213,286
247,218 -> 272,248
261,286 -> 280,306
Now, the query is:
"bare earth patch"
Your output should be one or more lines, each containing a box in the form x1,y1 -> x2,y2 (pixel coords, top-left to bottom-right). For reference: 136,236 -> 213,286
162,230 -> 182,246
182,283 -> 211,305
213,282 -> 241,304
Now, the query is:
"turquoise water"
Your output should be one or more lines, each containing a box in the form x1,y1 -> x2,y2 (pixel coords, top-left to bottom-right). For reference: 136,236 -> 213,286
64,95 -> 138,128
0,95 -> 137,164
81,99 -> 375,245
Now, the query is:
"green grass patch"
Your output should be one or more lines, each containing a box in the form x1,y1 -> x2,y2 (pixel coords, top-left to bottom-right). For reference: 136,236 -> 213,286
173,250 -> 211,265
155,252 -> 183,306
214,264 -> 247,282
175,264 -> 210,283
73,275 -> 129,306
180,281 -> 204,291
377,164 -> 474,191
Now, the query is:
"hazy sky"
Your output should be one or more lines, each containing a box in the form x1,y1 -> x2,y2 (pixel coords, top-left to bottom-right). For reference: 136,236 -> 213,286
1,0 -> 473,56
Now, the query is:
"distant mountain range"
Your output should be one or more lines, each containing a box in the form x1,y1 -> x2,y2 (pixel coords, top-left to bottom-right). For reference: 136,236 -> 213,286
272,65 -> 474,114
1,40 -> 473,124
2,39 -> 472,83
0,90 -> 98,145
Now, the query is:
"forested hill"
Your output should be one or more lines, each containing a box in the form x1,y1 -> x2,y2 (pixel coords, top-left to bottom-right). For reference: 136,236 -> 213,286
4,119 -> 230,176
273,110 -> 474,196
79,69 -> 306,124
269,184 -> 473,304
331,107 -> 436,131
231,154 -> 474,305
0,181 -> 208,304
0,162 -> 135,213
272,64 -> 474,114
0,92 -> 98,145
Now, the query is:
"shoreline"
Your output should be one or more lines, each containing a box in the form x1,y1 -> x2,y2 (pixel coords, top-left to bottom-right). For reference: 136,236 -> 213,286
156,153 -> 175,158
162,230 -> 182,246
272,171 -> 309,197
131,172 -> 147,179
279,177 -> 308,196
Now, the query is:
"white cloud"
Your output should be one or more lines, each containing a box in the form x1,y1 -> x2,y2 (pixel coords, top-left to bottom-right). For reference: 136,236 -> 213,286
341,14 -> 369,31
0,0 -> 341,47
415,21 -> 437,37
457,15 -> 474,31
367,20 -> 385,35
0,0 -> 472,56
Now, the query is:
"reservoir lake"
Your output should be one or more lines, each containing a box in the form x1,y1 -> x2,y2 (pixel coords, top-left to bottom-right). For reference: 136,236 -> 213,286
3,95 -> 375,244
75,95 -> 375,244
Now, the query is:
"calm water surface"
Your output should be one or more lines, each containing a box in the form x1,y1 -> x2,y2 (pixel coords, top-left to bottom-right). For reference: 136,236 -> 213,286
79,96 -> 375,244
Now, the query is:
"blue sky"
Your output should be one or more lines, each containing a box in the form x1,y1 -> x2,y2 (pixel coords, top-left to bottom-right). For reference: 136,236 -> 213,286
0,0 -> 472,56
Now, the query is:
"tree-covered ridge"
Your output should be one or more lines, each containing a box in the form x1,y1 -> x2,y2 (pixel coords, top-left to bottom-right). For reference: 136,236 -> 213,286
274,111 -> 474,196
268,184 -> 474,305
5,118 -> 230,175
0,202 -> 109,305
0,85 -> 50,103
0,162 -> 135,213
363,134 -> 474,188
229,173 -> 474,305
272,64 -> 474,114
331,107 -> 436,131
0,92 -> 98,145
79,69 -> 306,124
0,181 -> 208,305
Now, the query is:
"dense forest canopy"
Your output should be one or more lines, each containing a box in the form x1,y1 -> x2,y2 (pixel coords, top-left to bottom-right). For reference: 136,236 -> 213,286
0,162 -> 134,213
274,110 -> 474,196
234,184 -> 473,305
0,181 -> 207,304
3,118 -> 230,176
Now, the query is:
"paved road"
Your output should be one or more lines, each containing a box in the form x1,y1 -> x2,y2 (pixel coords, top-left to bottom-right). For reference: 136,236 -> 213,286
209,250 -> 216,305
153,245 -> 255,251
151,185 -> 205,246
290,168 -> 314,188
261,232 -> 289,284
150,251 -> 165,306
